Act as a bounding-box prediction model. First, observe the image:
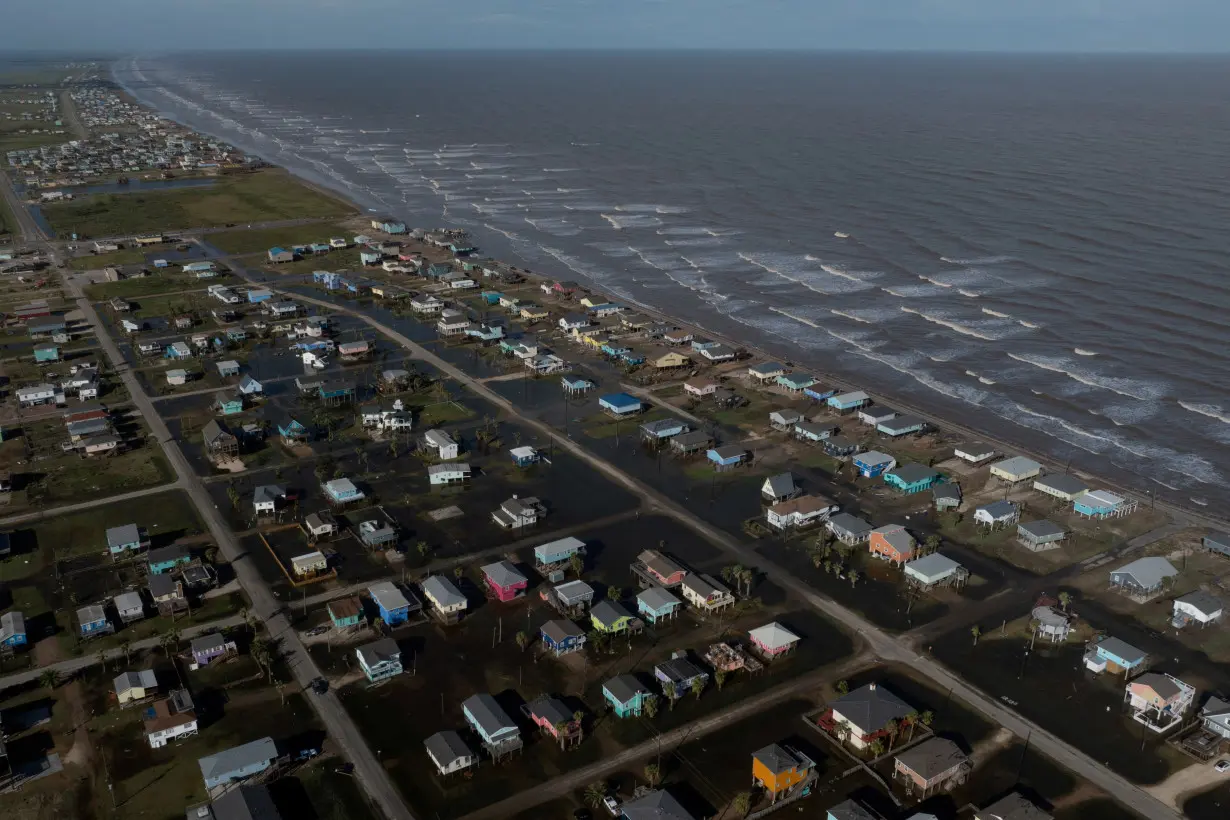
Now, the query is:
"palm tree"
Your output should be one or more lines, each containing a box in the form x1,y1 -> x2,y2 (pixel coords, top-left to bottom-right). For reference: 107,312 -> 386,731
714,669 -> 728,691
664,681 -> 678,710
739,569 -> 753,596
1058,591 -> 1072,612
924,534 -> 941,553
970,625 -> 982,646
587,630 -> 609,654
868,738 -> 885,759
606,585 -> 621,601
691,676 -> 705,700
848,570 -> 860,588
515,631 -> 529,651
884,718 -> 900,751
919,710 -> 935,731
250,637 -> 273,680
834,722 -> 850,748
643,695 -> 659,719
732,791 -> 753,817
903,710 -> 919,741
119,639 -> 132,666
453,565 -> 465,581
96,649 -> 107,671
644,763 -> 662,787
569,553 -> 584,577
835,679 -> 849,696
583,782 -> 608,809
38,669 -> 59,690
823,560 -> 833,576
415,541 -> 431,558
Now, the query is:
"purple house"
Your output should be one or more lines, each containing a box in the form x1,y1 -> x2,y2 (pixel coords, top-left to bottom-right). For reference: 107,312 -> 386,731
190,633 -> 237,668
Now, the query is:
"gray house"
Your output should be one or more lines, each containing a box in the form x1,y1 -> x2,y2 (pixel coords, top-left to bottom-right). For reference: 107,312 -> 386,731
1205,532 -> 1230,558
1200,696 -> 1230,740
827,513 -> 873,546
1110,557 -> 1178,600
1017,520 -> 1066,552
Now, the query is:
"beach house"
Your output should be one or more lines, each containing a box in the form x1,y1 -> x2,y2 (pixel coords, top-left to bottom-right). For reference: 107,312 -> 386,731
591,600 -> 638,635
356,638 -> 403,683
748,622 -> 801,659
1173,591 -> 1223,628
883,463 -> 942,494
114,669 -> 159,705
641,418 -> 689,443
748,362 -> 786,382
425,731 -> 476,777
533,536 -> 585,571
147,544 -> 191,575
323,477 -> 365,505
766,494 -> 837,530
828,391 -> 870,411
990,456 -> 1042,484
463,693 -> 522,756
369,581 -> 417,626
893,737 -> 971,797
1033,474 -> 1090,502
540,619 -> 587,656
143,689 -> 198,749
636,586 -> 683,623
1110,556 -> 1178,601
190,634 -> 237,667
0,611 -> 28,649
1017,520 -> 1067,551
327,596 -> 364,630
632,549 -> 688,588
827,513 -> 873,546
604,675 -> 654,718
868,524 -> 916,565
853,451 -> 896,479
481,560 -> 529,602
421,575 -> 467,623
1075,489 -> 1135,519
681,573 -> 735,612
975,500 -> 1020,529
824,682 -> 914,750
954,442 -> 996,464
904,553 -> 968,590
1083,636 -> 1148,675
752,743 -> 817,804
197,737 -> 279,790
422,429 -> 460,460
1125,672 -> 1195,733
599,392 -> 642,416
105,523 -> 148,558
762,472 -> 799,503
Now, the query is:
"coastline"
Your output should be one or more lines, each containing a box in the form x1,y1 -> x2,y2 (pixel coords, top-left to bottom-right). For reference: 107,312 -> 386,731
107,59 -> 1225,533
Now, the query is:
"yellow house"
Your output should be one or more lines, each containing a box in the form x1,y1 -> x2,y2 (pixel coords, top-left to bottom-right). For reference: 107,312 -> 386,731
114,669 -> 158,705
580,296 -> 608,308
581,334 -> 607,350
291,551 -> 329,577
655,352 -> 690,369
520,305 -> 549,321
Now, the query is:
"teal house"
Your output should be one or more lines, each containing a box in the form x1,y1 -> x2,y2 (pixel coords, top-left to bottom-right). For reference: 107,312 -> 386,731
34,343 -> 60,363
147,544 -> 191,575
883,463 -> 943,495
328,597 -> 364,629
636,587 -> 682,624
603,674 -> 654,718
213,390 -> 244,416
278,417 -> 309,443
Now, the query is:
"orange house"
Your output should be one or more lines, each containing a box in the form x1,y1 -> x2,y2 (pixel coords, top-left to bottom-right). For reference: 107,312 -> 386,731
751,743 -> 815,802
868,524 -> 916,565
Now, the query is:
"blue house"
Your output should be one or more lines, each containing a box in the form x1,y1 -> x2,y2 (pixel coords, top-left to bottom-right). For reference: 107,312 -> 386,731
0,611 -> 27,648
480,291 -> 503,305
247,289 -> 273,303
238,374 -> 264,396
827,391 -> 870,411
776,373 -> 817,392
359,247 -> 383,266
462,694 -> 519,749
599,393 -> 642,416
636,587 -> 682,623
34,344 -> 60,363
147,544 -> 191,575
1074,490 -> 1130,519
1085,636 -> 1148,675
319,382 -> 356,404
562,375 -> 593,394
603,675 -> 654,718
213,390 -> 244,416
509,445 -> 539,467
164,341 -> 192,360
267,247 -> 294,263
426,263 -> 452,279
884,463 -> 943,494
448,239 -> 475,256
323,478 -> 364,504
198,737 -> 279,790
310,243 -> 332,254
278,417 -> 308,443
313,270 -> 344,289
853,451 -> 896,478
533,536 -> 586,570
540,619 -> 587,656
804,385 -> 836,402
707,445 -> 748,469
77,604 -> 111,637
369,581 -> 412,626
376,218 -> 407,234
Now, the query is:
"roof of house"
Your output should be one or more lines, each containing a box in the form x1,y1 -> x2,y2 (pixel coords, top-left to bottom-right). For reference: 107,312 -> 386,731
369,581 -> 411,612
1094,636 -> 1146,664
977,793 -> 1054,820
462,693 -> 516,737
749,622 -> 800,651
114,669 -> 158,694
882,415 -> 924,431
599,392 -> 640,408
905,553 -> 962,580
956,441 -> 996,457
763,473 -> 797,497
620,789 -> 695,820
1176,590 -> 1223,615
356,638 -> 400,669
424,730 -> 473,767
656,656 -> 706,684
481,560 -> 527,587
200,784 -> 282,820
1112,556 -> 1178,588
427,462 -> 471,475
252,484 -> 286,505
421,575 -> 466,607
887,463 -> 940,484
638,549 -> 685,578
148,544 -> 189,565
1080,489 -> 1126,507
324,477 -> 359,495
198,737 -> 278,783
1202,695 -> 1230,719
854,450 -> 895,466
1035,474 -> 1089,495
895,736 -> 968,780
191,633 -> 232,654
327,596 -> 363,621
752,743 -> 805,775
642,418 -> 686,434
979,500 -> 1018,519
832,683 -> 913,731
681,573 -> 729,600
106,523 -> 142,548
527,695 -> 572,727
1132,672 -> 1182,701
673,430 -> 713,447
424,429 -> 455,448
553,579 -> 593,601
828,513 -> 872,535
637,586 -> 681,611
113,591 -> 144,612
710,445 -> 746,460
591,600 -> 633,626
604,674 -> 649,704
148,573 -> 181,599
1019,520 -> 1065,539
541,619 -> 585,644
873,526 -> 915,553
749,362 -> 785,374
993,455 -> 1042,475
826,799 -> 881,820
533,536 -> 585,560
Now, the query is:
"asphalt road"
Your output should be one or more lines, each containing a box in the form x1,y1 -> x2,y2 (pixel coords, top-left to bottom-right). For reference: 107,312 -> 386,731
267,280 -> 1183,820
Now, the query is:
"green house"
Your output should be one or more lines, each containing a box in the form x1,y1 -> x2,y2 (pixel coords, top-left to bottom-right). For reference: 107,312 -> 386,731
884,463 -> 943,495
603,674 -> 654,718
328,596 -> 364,629
213,390 -> 244,416
590,600 -> 636,634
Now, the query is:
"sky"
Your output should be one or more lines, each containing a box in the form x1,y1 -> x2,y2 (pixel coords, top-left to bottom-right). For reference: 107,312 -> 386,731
5,0 -> 1230,53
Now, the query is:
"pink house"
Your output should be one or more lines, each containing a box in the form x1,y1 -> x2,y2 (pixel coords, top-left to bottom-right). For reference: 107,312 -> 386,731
525,695 -> 582,747
481,560 -> 528,602
749,622 -> 801,659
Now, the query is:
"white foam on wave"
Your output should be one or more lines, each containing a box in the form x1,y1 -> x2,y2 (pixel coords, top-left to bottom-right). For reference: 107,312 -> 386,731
981,308 -> 1011,319
900,307 -> 1012,341
1006,353 -> 1167,401
941,255 -> 1016,265
601,213 -> 663,230
1074,348 -> 1098,356
958,290 -> 980,298
964,370 -> 997,385
739,252 -> 875,295
1019,320 -> 1039,329
1179,401 -> 1230,424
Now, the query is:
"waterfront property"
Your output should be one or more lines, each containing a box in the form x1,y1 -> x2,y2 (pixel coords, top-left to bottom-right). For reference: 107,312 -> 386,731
1206,532 -> 1230,558
859,406 -> 896,426
752,743 -> 816,804
1033,473 -> 1090,502
748,361 -> 786,382
824,436 -> 859,458
672,430 -> 713,454
681,573 -> 735,612
707,444 -> 748,469
1110,556 -> 1178,601
323,477 -> 365,505
853,451 -> 896,479
974,500 -> 1020,529
1172,590 -> 1223,628
1083,636 -> 1148,675
1074,489 -> 1136,519
540,619 -> 587,656
544,579 -> 595,613
590,600 -> 639,634
868,524 -> 916,565
893,737 -> 971,797
422,429 -> 460,460
197,736 -> 279,790
425,730 -> 476,777
827,513 -> 873,546
356,638 -> 403,683
640,417 -> 689,442
1125,672 -> 1195,733
428,463 -> 472,485
604,674 -> 654,718
795,421 -> 838,443
954,442 -> 996,464
1031,604 -> 1073,642
823,682 -> 914,750
599,392 -> 642,416
492,495 -> 545,529
777,373 -> 817,392
632,549 -> 688,588
828,391 -> 870,411
654,653 -> 709,694
878,415 -> 926,437
990,456 -> 1042,484
481,560 -> 529,602
883,463 -> 942,494
524,695 -> 583,748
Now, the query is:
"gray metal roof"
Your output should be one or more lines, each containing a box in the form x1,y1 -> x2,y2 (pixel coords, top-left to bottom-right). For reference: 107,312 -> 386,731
114,669 -> 158,694
356,638 -> 400,669
590,600 -> 633,627
1132,672 -> 1182,701
113,591 -> 144,612
637,586 -> 681,611
620,789 -> 695,820
106,523 -> 141,549
826,799 -> 881,820
1019,520 -> 1065,539
481,560 -> 527,588
993,455 -> 1041,476
148,544 -> 188,564
979,500 -> 1018,519
197,784 -> 282,820
77,604 -> 106,624
198,737 -> 278,783
420,575 -> 465,608
933,483 -> 962,501
751,743 -> 804,775
977,793 -> 1054,820
831,683 -> 913,733
424,730 -> 472,768
888,463 -> 940,484
1176,590 -> 1223,616
828,513 -> 872,536
1094,636 -> 1146,665
604,674 -> 649,704
1111,556 -> 1178,589
1034,474 -> 1089,495
369,581 -> 411,612
462,693 -> 517,737
905,553 -> 962,581
894,736 -> 967,780
541,619 -> 585,644
763,473 -> 796,497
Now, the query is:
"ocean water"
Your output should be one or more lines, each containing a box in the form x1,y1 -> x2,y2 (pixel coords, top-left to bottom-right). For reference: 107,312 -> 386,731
113,52 -> 1230,510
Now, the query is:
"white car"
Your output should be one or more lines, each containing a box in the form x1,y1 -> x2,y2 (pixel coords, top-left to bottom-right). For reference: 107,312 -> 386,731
602,796 -> 620,816
1215,759 -> 1230,774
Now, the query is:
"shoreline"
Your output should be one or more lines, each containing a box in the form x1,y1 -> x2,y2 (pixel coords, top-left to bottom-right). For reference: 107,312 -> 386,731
107,59 -> 1224,533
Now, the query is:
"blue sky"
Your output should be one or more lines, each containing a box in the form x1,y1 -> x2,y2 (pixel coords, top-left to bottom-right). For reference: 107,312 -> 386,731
5,0 -> 1229,52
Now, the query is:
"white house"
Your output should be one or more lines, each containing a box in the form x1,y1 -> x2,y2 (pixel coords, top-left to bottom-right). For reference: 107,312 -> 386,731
428,463 -> 472,485
829,683 -> 914,750
425,730 -> 476,776
16,383 -> 60,407
411,295 -> 444,314
252,485 -> 286,516
492,496 -> 544,529
421,575 -> 468,620
766,495 -> 837,530
989,456 -> 1042,483
423,429 -> 459,460
954,443 -> 996,464
143,689 -> 197,748
903,553 -> 967,589
974,500 -> 1019,528
1172,591 -> 1223,628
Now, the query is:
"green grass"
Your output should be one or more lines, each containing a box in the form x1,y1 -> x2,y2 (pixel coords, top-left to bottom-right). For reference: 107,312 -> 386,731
0,130 -> 69,155
31,489 -> 203,561
273,246 -> 363,274
84,274 -> 214,301
68,246 -> 152,270
418,400 -> 476,427
40,169 -> 356,238
22,447 -> 177,512
209,223 -> 354,255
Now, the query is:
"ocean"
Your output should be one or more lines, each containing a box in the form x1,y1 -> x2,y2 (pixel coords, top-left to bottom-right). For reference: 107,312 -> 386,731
112,51 -> 1230,510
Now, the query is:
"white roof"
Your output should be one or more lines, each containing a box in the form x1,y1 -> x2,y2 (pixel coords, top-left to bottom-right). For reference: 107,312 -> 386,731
748,622 -> 800,651
369,580 -> 410,611
1082,489 -> 1125,507
904,553 -> 962,582
509,445 -> 536,459
855,450 -> 895,466
992,455 -> 1041,475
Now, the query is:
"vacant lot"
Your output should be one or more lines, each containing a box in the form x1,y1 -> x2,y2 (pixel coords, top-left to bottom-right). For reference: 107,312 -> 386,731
208,223 -> 355,255
40,169 -> 355,238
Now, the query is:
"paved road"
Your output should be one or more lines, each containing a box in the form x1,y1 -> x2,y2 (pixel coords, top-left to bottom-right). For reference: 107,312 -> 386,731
0,481 -> 184,528
268,282 -> 1183,820
456,653 -> 873,820
0,168 -> 46,241
54,250 -> 415,820
0,615 -> 245,691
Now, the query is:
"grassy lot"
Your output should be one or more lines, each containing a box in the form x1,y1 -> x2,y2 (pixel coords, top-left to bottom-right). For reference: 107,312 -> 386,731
40,169 -> 355,238
68,246 -> 152,270
29,488 -> 204,561
84,274 -> 214,301
0,130 -> 69,155
209,223 -> 354,255
18,446 -> 177,511
271,246 -> 363,275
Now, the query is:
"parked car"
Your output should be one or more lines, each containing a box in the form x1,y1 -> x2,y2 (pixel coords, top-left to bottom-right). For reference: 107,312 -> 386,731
603,796 -> 620,816
1216,760 -> 1230,774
